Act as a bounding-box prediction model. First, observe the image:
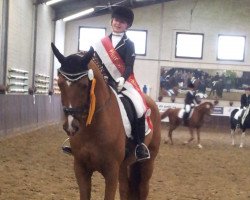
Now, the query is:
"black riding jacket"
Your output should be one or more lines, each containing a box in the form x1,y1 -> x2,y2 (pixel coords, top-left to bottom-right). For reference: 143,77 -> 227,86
240,94 -> 250,108
184,90 -> 198,105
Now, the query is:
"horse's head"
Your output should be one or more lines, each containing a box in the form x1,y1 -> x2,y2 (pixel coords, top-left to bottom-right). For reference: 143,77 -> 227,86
51,43 -> 94,135
201,101 -> 214,115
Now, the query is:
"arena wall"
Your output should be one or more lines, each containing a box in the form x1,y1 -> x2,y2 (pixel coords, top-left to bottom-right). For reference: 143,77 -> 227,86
0,94 -> 63,138
64,0 -> 250,101
0,0 -> 248,138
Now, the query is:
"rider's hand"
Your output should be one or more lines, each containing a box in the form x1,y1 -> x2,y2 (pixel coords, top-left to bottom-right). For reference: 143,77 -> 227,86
116,77 -> 125,92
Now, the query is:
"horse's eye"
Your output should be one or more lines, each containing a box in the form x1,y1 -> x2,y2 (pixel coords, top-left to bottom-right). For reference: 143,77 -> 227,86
57,77 -> 65,88
81,84 -> 88,90
78,79 -> 89,90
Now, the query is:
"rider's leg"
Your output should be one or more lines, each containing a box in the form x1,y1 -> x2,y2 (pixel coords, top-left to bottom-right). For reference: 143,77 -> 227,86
183,104 -> 191,126
134,115 -> 150,161
183,112 -> 189,126
238,109 -> 245,125
120,85 -> 151,161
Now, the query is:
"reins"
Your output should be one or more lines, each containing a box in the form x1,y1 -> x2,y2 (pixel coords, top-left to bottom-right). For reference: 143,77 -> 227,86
59,57 -> 112,126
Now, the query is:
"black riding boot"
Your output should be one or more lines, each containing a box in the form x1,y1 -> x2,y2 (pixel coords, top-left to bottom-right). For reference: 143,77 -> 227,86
183,112 -> 189,126
134,115 -> 150,162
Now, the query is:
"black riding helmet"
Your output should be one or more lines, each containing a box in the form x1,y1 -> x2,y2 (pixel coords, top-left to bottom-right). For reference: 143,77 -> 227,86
111,6 -> 134,28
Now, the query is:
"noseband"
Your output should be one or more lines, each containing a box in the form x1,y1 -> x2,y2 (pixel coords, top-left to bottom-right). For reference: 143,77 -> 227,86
58,60 -> 111,121
58,68 -> 91,117
63,106 -> 88,117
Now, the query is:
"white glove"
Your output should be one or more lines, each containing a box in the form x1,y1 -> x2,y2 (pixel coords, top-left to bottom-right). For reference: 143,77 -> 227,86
116,77 -> 125,92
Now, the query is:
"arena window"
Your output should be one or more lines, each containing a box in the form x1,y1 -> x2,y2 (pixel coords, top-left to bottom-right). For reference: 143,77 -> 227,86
126,30 -> 147,56
78,27 -> 106,51
175,32 -> 204,59
217,35 -> 245,61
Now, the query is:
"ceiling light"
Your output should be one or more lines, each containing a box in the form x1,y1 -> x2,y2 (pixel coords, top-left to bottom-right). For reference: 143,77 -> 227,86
46,0 -> 64,6
62,8 -> 94,22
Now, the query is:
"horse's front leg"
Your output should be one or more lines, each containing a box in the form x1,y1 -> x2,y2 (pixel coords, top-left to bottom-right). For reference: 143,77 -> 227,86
164,125 -> 175,145
74,160 -> 93,200
164,129 -> 174,145
183,128 -> 194,145
196,128 -> 202,149
119,164 -> 129,200
231,129 -> 235,146
239,131 -> 246,148
102,163 -> 120,200
138,160 -> 155,200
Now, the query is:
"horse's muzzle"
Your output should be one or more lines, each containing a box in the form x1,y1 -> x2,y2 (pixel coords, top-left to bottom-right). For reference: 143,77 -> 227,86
63,116 -> 80,136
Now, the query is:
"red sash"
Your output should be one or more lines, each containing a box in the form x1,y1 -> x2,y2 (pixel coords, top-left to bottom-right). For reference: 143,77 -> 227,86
101,36 -> 147,106
101,36 -> 152,129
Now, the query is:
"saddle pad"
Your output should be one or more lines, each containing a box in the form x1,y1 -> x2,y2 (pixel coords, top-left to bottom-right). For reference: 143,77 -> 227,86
178,109 -> 185,118
178,108 -> 194,119
110,87 -> 132,138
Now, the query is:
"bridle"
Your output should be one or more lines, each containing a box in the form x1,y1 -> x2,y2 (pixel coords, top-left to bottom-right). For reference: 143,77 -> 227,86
58,56 -> 112,120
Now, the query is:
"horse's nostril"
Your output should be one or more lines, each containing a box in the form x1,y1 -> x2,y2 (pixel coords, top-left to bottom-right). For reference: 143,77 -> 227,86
63,123 -> 68,132
72,120 -> 80,133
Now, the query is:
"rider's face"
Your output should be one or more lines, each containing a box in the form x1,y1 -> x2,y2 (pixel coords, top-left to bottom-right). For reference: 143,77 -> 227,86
111,18 -> 128,33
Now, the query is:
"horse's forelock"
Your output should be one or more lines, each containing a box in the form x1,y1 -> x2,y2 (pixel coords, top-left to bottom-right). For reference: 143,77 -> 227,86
60,54 -> 88,74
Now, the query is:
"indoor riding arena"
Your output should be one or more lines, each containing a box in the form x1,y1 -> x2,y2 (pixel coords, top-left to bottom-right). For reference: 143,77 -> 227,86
1,1 -> 250,200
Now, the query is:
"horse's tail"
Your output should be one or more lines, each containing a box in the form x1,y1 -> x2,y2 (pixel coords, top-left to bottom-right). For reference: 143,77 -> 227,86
160,109 -> 170,120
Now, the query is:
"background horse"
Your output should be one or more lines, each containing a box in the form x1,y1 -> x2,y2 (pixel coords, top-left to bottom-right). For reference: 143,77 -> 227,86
208,79 -> 224,98
161,102 -> 214,148
52,43 -> 161,200
230,108 -> 250,148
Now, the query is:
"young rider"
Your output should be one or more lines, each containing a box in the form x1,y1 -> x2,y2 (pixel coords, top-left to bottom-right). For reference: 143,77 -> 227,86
238,87 -> 250,124
183,78 -> 199,126
63,6 -> 152,162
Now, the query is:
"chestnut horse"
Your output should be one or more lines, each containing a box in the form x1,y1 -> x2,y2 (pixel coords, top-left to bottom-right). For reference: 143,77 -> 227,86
51,43 -> 161,200
161,102 -> 214,148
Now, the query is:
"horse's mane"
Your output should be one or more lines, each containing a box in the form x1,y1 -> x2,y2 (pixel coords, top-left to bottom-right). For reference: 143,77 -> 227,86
196,101 -> 213,112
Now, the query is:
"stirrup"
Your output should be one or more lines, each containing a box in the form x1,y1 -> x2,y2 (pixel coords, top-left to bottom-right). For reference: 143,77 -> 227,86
135,143 -> 150,162
62,146 -> 72,155
62,138 -> 72,155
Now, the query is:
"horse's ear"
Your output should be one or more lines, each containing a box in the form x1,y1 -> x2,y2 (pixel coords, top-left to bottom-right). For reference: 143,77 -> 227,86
82,46 -> 94,65
51,42 -> 65,63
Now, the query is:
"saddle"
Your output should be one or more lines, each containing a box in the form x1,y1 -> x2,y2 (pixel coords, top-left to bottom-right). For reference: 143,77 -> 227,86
111,87 -> 139,140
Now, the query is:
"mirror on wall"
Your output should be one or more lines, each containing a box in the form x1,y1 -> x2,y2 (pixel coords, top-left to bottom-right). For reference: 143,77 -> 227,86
158,66 -> 250,104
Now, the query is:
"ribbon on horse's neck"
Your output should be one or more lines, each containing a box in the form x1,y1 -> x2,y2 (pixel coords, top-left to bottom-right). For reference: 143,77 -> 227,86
86,75 -> 96,126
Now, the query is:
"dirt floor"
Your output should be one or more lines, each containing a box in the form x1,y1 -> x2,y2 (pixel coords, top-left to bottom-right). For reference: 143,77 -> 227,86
1,123 -> 250,200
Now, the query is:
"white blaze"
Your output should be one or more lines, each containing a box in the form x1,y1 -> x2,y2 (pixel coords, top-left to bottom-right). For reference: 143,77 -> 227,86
67,104 -> 74,133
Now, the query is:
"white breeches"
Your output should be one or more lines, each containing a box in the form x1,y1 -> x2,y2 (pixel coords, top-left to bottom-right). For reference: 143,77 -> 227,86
122,81 -> 147,118
185,104 -> 191,113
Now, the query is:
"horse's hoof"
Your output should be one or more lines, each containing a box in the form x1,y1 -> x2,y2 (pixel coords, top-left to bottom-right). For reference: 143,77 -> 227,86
164,140 -> 168,144
239,145 -> 243,148
182,141 -> 188,145
197,144 -> 203,149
